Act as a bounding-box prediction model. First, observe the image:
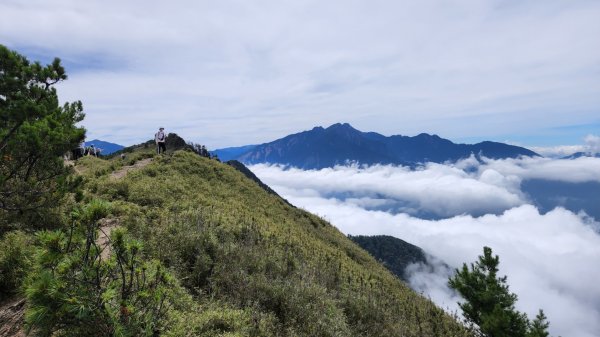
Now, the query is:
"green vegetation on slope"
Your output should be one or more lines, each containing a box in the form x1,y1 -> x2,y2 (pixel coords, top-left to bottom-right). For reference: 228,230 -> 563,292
58,148 -> 468,336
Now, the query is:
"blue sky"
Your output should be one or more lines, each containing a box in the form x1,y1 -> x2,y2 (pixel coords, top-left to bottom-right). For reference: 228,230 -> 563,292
1,0 -> 599,150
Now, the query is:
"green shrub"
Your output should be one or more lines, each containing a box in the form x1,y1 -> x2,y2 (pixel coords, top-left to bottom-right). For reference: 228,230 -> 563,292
167,303 -> 278,337
0,230 -> 35,300
24,201 -> 179,336
96,179 -> 130,200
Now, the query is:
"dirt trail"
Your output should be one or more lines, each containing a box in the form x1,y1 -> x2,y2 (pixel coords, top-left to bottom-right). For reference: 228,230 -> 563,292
0,298 -> 26,337
110,157 -> 153,179
97,218 -> 120,261
101,158 -> 153,258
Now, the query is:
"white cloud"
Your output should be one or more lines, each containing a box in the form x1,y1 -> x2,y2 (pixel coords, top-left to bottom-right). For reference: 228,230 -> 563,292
1,0 -> 599,147
475,156 -> 600,184
250,158 -> 600,337
252,162 -> 525,218
525,134 -> 600,158
405,256 -> 461,313
252,155 -> 600,218
527,145 -> 584,158
584,135 -> 600,154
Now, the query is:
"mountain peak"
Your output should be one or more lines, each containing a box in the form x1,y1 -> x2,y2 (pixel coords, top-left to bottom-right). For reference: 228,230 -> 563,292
84,139 -> 125,155
224,124 -> 539,169
414,133 -> 441,139
326,122 -> 356,131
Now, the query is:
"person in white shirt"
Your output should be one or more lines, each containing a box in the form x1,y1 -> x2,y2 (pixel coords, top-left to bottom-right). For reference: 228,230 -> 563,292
155,127 -> 166,154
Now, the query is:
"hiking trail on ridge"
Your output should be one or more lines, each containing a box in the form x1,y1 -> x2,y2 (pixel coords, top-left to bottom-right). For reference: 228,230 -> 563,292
110,157 -> 153,180
99,157 -> 153,259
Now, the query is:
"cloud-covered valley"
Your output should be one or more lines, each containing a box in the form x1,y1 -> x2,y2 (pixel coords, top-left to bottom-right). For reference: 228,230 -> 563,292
250,156 -> 600,337
252,155 -> 600,218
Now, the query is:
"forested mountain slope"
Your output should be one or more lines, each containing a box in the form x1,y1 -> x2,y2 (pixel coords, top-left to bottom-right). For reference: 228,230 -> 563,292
349,235 -> 428,281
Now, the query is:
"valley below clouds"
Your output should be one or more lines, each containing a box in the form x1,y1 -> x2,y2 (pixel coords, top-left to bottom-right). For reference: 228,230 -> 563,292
250,156 -> 600,337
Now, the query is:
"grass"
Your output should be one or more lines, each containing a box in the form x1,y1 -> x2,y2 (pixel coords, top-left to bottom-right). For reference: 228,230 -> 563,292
78,149 -> 470,336
10,146 -> 471,336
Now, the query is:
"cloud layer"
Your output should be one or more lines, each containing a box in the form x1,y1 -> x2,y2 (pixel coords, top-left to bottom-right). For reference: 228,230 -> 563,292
585,135 -> 600,154
250,157 -> 600,337
1,0 -> 599,147
252,155 -> 600,218
528,134 -> 600,158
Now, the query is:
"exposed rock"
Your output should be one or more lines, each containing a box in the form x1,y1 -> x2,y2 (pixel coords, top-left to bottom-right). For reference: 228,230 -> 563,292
0,297 -> 26,337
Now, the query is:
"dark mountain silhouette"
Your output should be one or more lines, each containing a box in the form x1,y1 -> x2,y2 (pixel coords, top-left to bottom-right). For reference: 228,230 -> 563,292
84,139 -> 124,155
212,145 -> 257,161
562,152 -> 600,159
349,235 -> 428,281
219,123 -> 539,169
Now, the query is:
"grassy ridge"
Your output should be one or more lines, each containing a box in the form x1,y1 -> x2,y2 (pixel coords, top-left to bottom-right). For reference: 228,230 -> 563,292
72,149 -> 470,336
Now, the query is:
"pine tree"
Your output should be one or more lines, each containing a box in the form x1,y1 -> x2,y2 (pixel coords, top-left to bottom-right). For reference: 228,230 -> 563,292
24,200 -> 174,336
527,310 -> 550,337
449,247 -> 551,337
0,44 -> 85,232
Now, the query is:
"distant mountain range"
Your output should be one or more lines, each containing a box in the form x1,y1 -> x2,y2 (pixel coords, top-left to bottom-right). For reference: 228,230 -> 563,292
214,123 -> 539,169
84,139 -> 124,155
522,179 -> 600,221
562,152 -> 600,159
213,145 -> 257,161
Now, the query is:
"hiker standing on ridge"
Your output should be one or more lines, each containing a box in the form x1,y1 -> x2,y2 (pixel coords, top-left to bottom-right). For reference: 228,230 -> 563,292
155,127 -> 167,154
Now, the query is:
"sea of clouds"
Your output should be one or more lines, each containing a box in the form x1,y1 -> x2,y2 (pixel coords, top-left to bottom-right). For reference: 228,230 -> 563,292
250,155 -> 600,337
